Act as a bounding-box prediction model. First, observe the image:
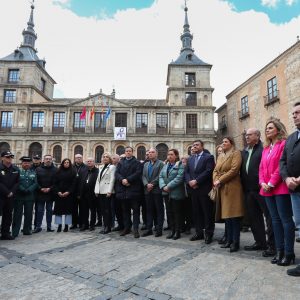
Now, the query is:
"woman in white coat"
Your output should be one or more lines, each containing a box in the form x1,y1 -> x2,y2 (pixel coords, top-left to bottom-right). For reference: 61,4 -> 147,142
95,153 -> 116,234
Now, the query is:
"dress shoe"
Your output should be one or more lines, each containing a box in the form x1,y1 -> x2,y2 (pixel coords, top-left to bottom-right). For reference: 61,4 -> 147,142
70,225 -> 78,230
95,221 -> 102,227
142,230 -> 153,237
57,225 -> 62,233
218,235 -> 227,245
172,231 -> 181,240
287,265 -> 300,276
140,224 -> 147,231
277,254 -> 295,266
63,225 -> 69,232
166,231 -> 175,239
1,235 -> 15,240
271,250 -> 284,264
33,228 -> 42,234
155,231 -> 162,237
47,227 -> 54,232
262,247 -> 276,257
296,237 -> 300,243
190,234 -> 204,241
112,226 -> 123,232
244,243 -> 267,251
205,235 -> 213,244
89,227 -> 95,231
80,226 -> 88,231
241,226 -> 250,233
23,231 -> 32,236
163,226 -> 170,231
120,229 -> 131,236
103,227 -> 111,234
221,242 -> 232,248
230,242 -> 240,253
134,230 -> 140,238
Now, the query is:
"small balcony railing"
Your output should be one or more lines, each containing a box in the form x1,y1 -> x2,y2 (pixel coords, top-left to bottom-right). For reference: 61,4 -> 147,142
239,110 -> 250,120
264,90 -> 280,106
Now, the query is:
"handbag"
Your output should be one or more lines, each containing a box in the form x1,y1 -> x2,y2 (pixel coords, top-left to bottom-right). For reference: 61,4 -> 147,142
208,187 -> 219,202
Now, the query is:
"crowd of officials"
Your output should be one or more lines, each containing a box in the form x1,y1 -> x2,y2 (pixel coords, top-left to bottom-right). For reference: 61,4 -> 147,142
0,102 -> 300,277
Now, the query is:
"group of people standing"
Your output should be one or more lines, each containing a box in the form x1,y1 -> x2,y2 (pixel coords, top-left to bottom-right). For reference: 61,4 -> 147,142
0,102 -> 299,277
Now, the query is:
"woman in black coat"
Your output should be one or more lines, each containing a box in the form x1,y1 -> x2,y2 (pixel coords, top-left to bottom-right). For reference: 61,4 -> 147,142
53,158 -> 76,232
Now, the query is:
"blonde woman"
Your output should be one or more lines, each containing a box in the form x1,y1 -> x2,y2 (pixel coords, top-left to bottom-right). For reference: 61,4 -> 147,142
95,153 -> 116,234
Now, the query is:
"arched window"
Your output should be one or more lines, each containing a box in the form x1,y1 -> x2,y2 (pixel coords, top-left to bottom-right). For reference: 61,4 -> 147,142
137,146 -> 146,161
29,142 -> 42,158
74,145 -> 83,157
0,142 -> 10,154
156,143 -> 168,161
116,145 -> 125,156
95,145 -> 104,163
53,145 -> 62,164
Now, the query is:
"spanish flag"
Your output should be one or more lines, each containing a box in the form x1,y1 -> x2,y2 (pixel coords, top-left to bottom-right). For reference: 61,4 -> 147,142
90,106 -> 95,120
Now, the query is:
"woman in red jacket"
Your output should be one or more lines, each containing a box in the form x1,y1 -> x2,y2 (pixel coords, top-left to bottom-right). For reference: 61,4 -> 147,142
259,118 -> 295,266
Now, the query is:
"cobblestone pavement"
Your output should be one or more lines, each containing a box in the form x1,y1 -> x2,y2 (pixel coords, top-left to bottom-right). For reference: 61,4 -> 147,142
0,223 -> 300,300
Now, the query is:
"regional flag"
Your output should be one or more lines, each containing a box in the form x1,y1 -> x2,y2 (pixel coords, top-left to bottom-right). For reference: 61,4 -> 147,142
80,106 -> 86,120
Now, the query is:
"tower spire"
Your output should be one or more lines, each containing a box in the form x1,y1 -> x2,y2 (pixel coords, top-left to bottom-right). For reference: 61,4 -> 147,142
181,0 -> 193,53
22,1 -> 37,50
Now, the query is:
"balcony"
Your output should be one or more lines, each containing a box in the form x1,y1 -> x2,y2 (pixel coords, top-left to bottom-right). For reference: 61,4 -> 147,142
94,127 -> 106,133
136,127 -> 148,134
264,90 -> 280,107
0,127 -> 11,132
73,127 -> 85,133
186,128 -> 197,134
52,127 -> 64,133
156,127 -> 168,134
31,127 -> 43,132
239,110 -> 250,120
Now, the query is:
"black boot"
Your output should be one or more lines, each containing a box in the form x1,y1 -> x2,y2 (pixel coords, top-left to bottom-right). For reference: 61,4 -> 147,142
230,242 -> 240,253
63,225 -> 69,232
221,241 -> 232,248
277,253 -> 295,266
166,231 -> 175,239
172,231 -> 181,240
271,250 -> 284,264
57,225 -> 62,233
218,233 -> 227,245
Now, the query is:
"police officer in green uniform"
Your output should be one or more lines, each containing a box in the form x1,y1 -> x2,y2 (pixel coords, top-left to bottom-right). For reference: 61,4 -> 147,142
12,156 -> 38,237
0,151 -> 19,240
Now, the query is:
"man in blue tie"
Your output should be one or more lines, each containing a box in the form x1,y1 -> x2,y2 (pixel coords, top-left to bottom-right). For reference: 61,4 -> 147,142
185,140 -> 215,243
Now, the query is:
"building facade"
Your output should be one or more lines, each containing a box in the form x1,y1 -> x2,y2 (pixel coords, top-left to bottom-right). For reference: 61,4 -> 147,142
0,4 -> 216,163
216,40 -> 300,150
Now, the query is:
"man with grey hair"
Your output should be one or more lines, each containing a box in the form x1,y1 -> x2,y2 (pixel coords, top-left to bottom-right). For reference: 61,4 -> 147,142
241,128 -> 275,256
142,148 -> 164,237
79,157 -> 99,231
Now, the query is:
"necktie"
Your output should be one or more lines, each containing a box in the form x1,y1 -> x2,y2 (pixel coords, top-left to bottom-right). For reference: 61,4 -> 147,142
245,147 -> 253,174
194,154 -> 201,169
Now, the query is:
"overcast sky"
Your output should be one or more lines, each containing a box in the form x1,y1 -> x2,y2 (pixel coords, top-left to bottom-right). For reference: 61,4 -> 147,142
1,0 -> 300,109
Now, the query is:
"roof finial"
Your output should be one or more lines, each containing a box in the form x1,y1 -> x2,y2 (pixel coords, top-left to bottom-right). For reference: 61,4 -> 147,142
180,0 -> 193,53
21,0 -> 37,50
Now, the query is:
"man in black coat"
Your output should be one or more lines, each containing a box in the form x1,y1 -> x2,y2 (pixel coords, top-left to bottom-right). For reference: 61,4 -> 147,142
241,128 -> 275,255
79,157 -> 99,231
115,146 -> 143,238
0,151 -> 20,240
280,102 -> 300,276
71,154 -> 88,229
185,140 -> 215,244
33,155 -> 56,233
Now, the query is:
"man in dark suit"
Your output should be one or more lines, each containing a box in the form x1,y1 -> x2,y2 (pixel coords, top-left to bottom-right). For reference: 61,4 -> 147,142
241,128 -> 275,255
185,140 -> 215,243
115,146 -> 143,238
141,148 -> 164,237
280,102 -> 300,277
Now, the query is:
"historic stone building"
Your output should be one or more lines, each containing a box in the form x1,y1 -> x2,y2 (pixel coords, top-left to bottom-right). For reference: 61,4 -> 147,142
0,3 -> 216,163
216,40 -> 300,150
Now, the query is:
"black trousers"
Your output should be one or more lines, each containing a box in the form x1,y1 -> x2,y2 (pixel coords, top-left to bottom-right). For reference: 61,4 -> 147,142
191,191 -> 215,236
140,194 -> 147,225
1,197 -> 14,236
80,193 -> 96,228
164,197 -> 183,232
245,190 -> 275,248
182,195 -> 193,230
145,193 -> 164,231
72,196 -> 81,227
121,198 -> 140,230
97,194 -> 112,229
113,196 -> 124,229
